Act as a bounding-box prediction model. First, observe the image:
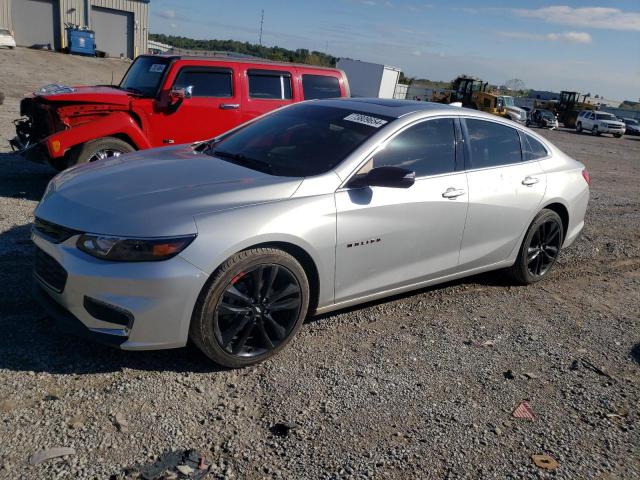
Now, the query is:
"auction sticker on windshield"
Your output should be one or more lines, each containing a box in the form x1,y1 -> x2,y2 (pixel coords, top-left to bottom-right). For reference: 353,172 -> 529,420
149,64 -> 166,73
344,113 -> 388,128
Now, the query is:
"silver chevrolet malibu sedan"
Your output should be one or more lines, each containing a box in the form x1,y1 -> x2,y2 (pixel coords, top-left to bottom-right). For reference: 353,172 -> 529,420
33,99 -> 590,367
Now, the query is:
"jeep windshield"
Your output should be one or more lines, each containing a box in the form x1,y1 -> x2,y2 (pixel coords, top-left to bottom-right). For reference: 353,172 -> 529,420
119,56 -> 170,97
208,104 -> 394,177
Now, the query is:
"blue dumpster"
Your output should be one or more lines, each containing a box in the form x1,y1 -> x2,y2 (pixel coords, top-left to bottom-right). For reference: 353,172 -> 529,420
67,28 -> 96,56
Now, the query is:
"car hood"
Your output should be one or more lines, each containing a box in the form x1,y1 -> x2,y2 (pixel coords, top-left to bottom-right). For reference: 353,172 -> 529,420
35,145 -> 304,237
601,119 -> 625,127
506,105 -> 526,116
36,85 -> 134,106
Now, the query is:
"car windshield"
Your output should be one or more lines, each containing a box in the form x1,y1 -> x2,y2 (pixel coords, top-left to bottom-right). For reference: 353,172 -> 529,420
119,56 -> 170,97
540,110 -> 554,119
208,104 -> 394,177
595,112 -> 616,120
625,119 -> 638,126
502,96 -> 515,107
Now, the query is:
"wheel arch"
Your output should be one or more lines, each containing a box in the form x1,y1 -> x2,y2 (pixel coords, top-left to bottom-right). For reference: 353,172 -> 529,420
243,241 -> 321,315
542,201 -> 569,237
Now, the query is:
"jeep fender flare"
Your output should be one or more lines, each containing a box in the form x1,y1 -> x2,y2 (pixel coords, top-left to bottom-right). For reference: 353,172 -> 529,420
44,112 -> 151,159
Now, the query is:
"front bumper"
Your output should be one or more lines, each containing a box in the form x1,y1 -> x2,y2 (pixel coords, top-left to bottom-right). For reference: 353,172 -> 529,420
598,126 -> 625,135
32,232 -> 209,350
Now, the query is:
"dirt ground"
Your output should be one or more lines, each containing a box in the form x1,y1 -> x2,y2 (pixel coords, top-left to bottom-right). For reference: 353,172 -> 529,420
0,48 -> 638,479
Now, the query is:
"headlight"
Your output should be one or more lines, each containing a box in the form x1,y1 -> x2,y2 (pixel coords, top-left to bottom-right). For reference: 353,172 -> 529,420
77,234 -> 196,262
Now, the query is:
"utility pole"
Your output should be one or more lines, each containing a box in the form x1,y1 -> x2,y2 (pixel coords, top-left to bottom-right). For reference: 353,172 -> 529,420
259,9 -> 264,46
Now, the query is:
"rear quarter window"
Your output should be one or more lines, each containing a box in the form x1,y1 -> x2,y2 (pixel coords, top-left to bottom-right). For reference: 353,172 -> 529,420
521,133 -> 549,161
302,75 -> 341,99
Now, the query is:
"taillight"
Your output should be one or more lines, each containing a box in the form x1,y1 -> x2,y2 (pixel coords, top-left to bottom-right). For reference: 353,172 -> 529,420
582,169 -> 591,185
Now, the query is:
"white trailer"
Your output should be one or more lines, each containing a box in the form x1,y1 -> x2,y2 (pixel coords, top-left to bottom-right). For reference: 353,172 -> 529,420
337,58 -> 402,99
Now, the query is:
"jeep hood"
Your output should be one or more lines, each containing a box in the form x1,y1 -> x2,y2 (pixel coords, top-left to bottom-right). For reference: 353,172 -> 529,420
35,145 -> 303,237
36,85 -> 133,106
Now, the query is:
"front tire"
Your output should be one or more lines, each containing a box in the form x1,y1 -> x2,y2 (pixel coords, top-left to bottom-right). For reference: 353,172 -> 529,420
592,126 -> 600,136
507,209 -> 564,285
190,248 -> 310,368
576,122 -> 582,133
614,133 -> 623,138
68,136 -> 135,167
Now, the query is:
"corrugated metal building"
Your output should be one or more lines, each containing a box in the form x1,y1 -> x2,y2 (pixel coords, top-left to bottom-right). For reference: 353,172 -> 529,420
0,0 -> 149,58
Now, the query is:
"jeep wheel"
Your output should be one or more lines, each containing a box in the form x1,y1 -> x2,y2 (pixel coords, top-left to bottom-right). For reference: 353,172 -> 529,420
576,122 -> 582,133
69,137 -> 135,167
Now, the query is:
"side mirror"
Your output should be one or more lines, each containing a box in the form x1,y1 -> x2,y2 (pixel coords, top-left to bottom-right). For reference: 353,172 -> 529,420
351,166 -> 415,189
169,85 -> 193,105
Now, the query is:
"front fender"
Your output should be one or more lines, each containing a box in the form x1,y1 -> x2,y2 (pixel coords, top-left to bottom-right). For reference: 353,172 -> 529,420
44,112 -> 151,158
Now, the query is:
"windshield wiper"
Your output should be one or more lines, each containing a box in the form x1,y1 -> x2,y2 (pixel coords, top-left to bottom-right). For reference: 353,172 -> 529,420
212,150 -> 273,174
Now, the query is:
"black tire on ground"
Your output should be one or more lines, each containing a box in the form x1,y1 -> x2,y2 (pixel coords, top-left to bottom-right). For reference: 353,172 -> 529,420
576,122 -> 582,133
507,209 -> 564,285
189,248 -> 310,368
592,126 -> 600,136
614,133 -> 623,138
68,137 -> 135,167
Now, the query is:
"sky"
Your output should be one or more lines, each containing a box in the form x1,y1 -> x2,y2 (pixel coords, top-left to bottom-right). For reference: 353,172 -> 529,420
149,1 -> 640,101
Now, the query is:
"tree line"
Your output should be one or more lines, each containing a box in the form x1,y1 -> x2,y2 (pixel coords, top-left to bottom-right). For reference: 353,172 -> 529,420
149,34 -> 337,67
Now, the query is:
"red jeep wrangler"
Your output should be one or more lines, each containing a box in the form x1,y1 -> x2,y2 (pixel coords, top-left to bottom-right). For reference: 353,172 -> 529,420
12,55 -> 350,170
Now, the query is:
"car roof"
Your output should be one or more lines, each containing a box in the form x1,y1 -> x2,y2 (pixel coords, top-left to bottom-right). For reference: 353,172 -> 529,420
305,98 -> 465,119
145,54 -> 341,72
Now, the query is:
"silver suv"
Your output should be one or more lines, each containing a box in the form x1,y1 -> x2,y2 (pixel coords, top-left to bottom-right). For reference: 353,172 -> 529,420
33,99 -> 590,367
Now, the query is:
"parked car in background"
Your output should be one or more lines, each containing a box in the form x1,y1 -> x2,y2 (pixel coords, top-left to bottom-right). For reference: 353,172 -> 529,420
622,118 -> 640,136
527,109 -> 559,129
11,54 -> 350,170
32,99 -> 589,367
0,28 -> 16,49
576,111 -> 625,137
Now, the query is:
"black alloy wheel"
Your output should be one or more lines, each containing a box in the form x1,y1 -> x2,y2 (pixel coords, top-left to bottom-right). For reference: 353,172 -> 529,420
214,264 -> 302,357
526,220 -> 562,277
508,209 -> 564,285
190,248 -> 310,368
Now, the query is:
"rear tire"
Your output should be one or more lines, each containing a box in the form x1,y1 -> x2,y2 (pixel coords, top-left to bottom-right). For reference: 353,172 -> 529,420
189,248 -> 310,368
68,137 -> 134,167
507,209 -> 564,285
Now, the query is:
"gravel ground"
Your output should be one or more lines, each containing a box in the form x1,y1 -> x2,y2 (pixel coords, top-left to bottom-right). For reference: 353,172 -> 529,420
0,49 -> 638,479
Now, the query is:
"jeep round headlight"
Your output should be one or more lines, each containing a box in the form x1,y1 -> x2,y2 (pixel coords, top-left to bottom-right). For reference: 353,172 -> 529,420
77,234 -> 196,262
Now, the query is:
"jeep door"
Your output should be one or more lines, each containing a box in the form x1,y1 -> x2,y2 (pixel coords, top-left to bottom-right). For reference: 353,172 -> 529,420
153,63 -> 242,145
334,117 -> 468,303
458,118 -> 546,269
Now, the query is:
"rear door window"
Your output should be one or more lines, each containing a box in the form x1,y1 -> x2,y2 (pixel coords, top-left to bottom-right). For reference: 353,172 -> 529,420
368,118 -> 456,177
464,118 -> 522,168
248,70 -> 292,100
173,67 -> 233,97
302,75 -> 341,99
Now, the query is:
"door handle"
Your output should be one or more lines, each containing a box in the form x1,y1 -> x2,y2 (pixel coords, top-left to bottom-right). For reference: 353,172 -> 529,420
219,103 -> 240,110
442,187 -> 466,199
522,176 -> 540,186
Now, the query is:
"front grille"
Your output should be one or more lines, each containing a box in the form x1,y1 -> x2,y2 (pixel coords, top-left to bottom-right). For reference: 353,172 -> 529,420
34,248 -> 68,293
33,217 -> 81,244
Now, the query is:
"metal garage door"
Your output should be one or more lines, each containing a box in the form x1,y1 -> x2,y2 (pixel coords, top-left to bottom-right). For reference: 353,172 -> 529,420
91,6 -> 133,59
12,0 -> 59,49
